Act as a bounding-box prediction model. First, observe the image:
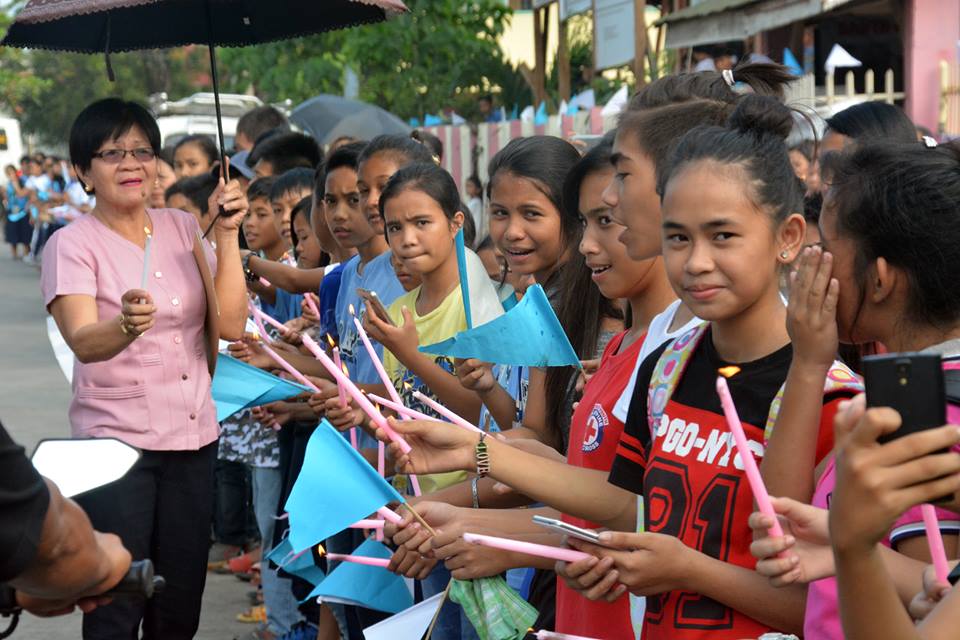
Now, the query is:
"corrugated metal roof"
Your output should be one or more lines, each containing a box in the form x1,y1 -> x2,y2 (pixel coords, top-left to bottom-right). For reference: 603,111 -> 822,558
656,0 -> 764,25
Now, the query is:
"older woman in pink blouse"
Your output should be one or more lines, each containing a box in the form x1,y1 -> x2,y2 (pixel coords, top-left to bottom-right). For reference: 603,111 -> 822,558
41,98 -> 247,640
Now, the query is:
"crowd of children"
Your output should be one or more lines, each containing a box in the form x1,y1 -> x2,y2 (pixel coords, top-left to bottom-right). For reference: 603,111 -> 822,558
15,61 -> 960,640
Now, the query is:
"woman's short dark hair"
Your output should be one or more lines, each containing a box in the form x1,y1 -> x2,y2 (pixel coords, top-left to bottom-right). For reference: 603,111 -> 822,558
825,101 -> 916,143
379,162 -> 461,222
164,173 -> 218,214
174,134 -> 219,166
829,140 -> 960,328
69,98 -> 161,175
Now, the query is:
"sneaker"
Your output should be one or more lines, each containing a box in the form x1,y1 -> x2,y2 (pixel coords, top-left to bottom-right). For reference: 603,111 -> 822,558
237,604 -> 267,624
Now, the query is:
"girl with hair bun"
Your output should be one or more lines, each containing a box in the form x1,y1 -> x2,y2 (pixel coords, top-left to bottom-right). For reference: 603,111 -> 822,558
554,95 -> 862,639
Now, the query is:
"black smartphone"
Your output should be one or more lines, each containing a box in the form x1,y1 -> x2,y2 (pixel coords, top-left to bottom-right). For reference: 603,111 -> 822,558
863,353 -> 946,445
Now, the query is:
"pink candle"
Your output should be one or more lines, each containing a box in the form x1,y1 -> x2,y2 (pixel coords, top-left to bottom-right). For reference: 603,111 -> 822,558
300,334 -> 410,453
344,310 -> 424,495
716,376 -> 783,537
258,276 -> 271,287
367,393 -> 441,423
260,342 -> 319,392
412,390 -> 483,433
462,532 -> 591,563
376,506 -> 403,525
251,304 -> 288,334
350,519 -> 385,530
351,312 -> 404,407
304,293 -> 320,321
332,346 -> 347,408
921,504 -> 950,584
250,301 -> 269,339
325,553 -> 390,568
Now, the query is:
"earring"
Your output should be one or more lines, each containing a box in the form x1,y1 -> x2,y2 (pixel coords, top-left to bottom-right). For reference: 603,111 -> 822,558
779,250 -> 790,260
83,184 -> 93,194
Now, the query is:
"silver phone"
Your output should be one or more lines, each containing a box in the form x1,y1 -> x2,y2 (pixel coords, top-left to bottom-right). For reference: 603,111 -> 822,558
531,514 -> 614,548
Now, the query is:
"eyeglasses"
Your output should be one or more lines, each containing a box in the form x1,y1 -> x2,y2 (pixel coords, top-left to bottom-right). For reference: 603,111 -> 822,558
92,147 -> 156,164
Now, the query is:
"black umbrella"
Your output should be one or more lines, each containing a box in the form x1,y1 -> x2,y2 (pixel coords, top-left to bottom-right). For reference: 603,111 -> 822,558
291,94 -> 411,146
1,0 -> 408,231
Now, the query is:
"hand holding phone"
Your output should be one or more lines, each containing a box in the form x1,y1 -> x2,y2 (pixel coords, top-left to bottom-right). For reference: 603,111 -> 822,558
357,288 -> 395,326
531,515 -> 616,548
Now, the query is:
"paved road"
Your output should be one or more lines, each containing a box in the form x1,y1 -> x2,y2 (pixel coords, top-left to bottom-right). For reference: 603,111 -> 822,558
0,253 -> 257,640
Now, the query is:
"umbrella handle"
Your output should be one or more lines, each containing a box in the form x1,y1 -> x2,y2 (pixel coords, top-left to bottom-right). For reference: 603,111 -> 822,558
202,0 -> 228,239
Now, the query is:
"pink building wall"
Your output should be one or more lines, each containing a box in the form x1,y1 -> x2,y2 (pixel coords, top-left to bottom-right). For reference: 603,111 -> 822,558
904,0 -> 960,131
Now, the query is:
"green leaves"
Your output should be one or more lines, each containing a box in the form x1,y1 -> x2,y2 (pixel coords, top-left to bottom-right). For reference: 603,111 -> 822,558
0,0 -> 524,143
219,0 -> 523,122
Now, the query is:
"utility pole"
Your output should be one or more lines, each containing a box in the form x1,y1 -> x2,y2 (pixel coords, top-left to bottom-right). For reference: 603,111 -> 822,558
533,3 -> 550,106
633,0 -> 648,88
558,15 -> 571,101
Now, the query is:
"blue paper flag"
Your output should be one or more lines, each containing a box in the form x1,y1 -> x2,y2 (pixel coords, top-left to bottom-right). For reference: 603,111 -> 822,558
419,284 -> 579,367
783,48 -> 803,77
534,102 -> 549,126
284,420 -> 404,552
266,538 -> 326,586
455,228 -> 472,329
424,114 -> 444,126
307,538 -> 413,613
212,354 -> 312,422
509,104 -> 519,120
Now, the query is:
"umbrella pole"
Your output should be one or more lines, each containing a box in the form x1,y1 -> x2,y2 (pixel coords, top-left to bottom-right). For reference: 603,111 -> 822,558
203,0 -> 228,238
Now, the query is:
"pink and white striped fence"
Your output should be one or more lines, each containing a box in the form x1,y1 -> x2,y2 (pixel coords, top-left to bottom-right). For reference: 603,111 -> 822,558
421,106 -> 618,194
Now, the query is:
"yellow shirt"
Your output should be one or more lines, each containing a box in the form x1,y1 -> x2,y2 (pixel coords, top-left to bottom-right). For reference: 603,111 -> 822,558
383,286 -> 468,493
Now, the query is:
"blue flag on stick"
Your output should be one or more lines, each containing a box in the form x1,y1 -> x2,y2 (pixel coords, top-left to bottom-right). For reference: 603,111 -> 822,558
266,538 -> 326,586
419,284 -> 580,367
212,354 -> 312,422
455,228 -> 472,329
307,538 -> 413,613
284,420 -> 404,552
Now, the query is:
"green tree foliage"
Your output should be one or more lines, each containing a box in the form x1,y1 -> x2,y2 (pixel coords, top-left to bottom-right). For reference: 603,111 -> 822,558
0,0 -> 528,143
0,9 -> 49,116
12,49 -> 206,146
220,0 -> 527,121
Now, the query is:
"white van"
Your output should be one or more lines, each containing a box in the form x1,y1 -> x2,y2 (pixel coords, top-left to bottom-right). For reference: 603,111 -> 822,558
151,92 -> 265,152
0,115 -> 24,177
